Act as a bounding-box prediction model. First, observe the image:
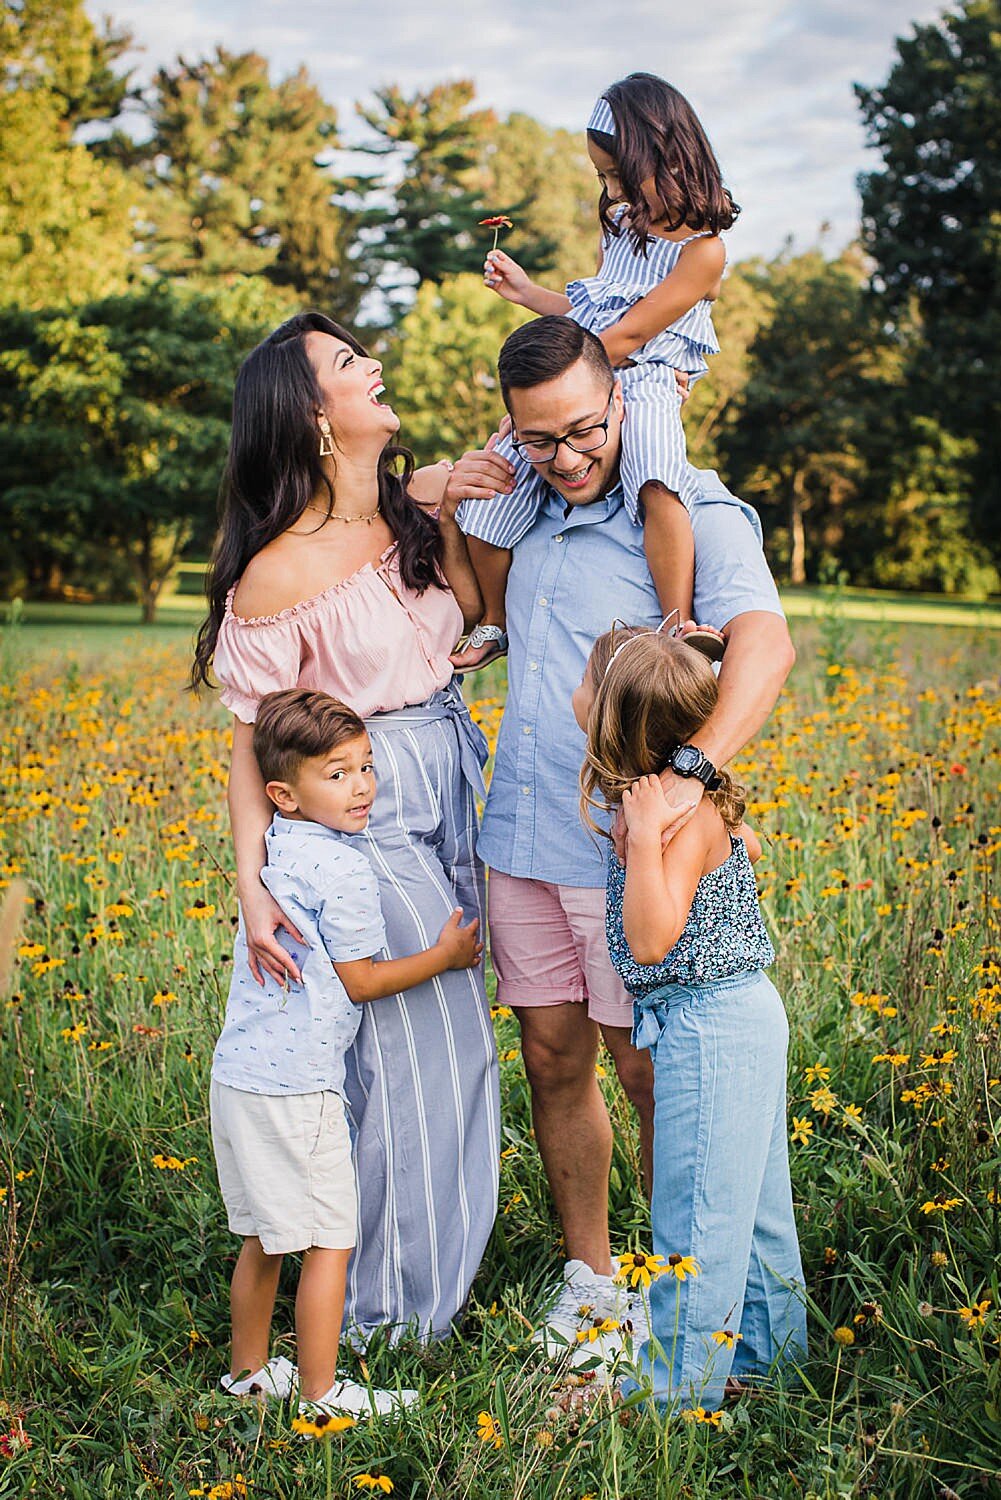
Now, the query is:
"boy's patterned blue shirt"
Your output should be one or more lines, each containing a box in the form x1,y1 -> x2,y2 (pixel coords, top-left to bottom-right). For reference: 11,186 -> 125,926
211,814 -> 386,1096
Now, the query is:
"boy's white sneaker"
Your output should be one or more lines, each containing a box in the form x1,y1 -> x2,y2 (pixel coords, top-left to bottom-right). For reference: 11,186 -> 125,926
531,1259 -> 639,1368
298,1378 -> 419,1421
220,1354 -> 297,1400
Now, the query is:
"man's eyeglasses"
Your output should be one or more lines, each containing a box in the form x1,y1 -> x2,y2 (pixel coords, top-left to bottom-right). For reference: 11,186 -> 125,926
511,391 -> 615,464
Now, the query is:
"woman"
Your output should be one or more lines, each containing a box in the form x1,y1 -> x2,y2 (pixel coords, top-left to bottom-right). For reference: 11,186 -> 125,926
192,312 -> 502,1343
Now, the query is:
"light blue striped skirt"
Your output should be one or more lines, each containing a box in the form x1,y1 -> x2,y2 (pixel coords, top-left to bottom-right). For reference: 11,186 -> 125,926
342,683 -> 501,1343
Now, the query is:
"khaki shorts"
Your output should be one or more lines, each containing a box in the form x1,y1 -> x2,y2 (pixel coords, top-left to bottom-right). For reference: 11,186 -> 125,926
209,1080 -> 357,1255
488,870 -> 634,1029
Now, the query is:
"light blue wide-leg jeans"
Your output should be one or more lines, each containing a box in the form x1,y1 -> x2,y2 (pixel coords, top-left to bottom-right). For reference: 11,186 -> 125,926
620,969 -> 807,1411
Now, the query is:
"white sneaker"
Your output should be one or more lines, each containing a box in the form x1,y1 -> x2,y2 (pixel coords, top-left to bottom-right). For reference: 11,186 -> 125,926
532,1259 -> 638,1368
220,1354 -> 297,1400
298,1377 -> 419,1421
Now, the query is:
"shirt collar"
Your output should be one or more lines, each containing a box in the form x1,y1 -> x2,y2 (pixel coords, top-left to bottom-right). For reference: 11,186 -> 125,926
540,480 -> 626,527
268,812 -> 354,844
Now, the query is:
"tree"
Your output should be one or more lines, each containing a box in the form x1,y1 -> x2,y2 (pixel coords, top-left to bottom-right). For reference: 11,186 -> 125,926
355,81 -> 496,305
682,260 -> 772,472
355,82 -> 563,313
856,0 -> 1001,557
0,280 -> 294,618
1,0 -> 135,136
0,0 -> 139,308
476,113 -> 597,289
386,274 -> 531,466
721,250 -> 880,584
111,49 -> 369,322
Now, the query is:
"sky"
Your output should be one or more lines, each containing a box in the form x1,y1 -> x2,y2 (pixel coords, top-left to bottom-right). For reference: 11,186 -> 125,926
88,0 -> 948,265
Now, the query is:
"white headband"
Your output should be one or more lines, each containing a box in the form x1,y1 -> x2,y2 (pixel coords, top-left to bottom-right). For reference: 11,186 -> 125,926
605,611 -> 680,673
587,96 -> 616,137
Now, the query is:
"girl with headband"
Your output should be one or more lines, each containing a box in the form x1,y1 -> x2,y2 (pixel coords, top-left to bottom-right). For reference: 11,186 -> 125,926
457,73 -> 738,670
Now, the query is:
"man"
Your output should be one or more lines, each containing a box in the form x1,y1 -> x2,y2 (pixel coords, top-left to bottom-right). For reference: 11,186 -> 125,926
450,316 -> 794,1358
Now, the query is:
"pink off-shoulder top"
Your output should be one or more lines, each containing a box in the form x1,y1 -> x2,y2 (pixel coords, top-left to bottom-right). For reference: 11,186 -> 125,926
213,544 -> 464,722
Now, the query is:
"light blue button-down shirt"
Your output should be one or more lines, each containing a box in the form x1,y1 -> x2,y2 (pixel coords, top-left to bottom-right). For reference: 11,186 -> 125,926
476,470 -> 784,888
212,814 -> 386,1095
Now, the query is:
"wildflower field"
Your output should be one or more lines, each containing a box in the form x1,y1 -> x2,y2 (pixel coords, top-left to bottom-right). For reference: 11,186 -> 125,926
1,610 -> 999,1500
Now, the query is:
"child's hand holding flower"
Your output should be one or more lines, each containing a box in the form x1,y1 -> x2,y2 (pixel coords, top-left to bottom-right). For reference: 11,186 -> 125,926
483,248 -> 533,305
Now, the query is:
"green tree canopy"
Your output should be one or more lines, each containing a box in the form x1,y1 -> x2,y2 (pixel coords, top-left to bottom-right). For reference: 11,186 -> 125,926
476,112 -> 597,289
721,250 -> 880,585
111,49 -> 369,322
0,0 -> 139,308
1,0 -> 134,134
856,0 -> 1001,555
0,280 -> 294,618
386,274 -> 531,466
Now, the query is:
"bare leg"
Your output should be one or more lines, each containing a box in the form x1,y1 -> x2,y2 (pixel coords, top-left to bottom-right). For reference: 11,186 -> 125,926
230,1236 -> 282,1379
639,483 -> 694,623
295,1246 -> 351,1401
599,1022 -> 655,1199
515,1003 -> 614,1276
450,537 -> 511,670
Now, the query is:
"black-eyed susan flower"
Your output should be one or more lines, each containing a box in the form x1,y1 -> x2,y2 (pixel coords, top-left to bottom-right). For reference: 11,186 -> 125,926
354,1475 -> 394,1493
711,1329 -> 742,1348
919,1195 -> 962,1215
291,1412 -> 355,1439
575,1317 -> 619,1343
476,1411 -> 503,1448
853,1301 -> 883,1328
790,1117 -> 813,1145
804,1063 -> 831,1083
666,1254 -> 699,1281
681,1406 -> 722,1426
60,1021 -> 87,1043
617,1251 -> 666,1288
152,1152 -> 198,1172
957,1299 -> 990,1329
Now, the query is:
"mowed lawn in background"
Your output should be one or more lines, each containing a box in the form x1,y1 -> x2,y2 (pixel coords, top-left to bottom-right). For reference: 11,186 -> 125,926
1,606 -> 999,1500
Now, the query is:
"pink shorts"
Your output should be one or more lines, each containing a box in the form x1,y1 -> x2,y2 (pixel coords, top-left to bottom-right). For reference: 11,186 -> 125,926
488,870 -> 633,1029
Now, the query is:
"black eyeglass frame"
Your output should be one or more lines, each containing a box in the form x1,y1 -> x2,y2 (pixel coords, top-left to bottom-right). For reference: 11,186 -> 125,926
510,390 -> 616,464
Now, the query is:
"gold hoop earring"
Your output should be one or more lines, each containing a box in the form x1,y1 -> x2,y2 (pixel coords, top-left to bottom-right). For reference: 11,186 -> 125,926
317,412 -> 334,459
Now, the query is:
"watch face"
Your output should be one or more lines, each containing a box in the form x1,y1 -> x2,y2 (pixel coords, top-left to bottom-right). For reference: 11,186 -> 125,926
673,745 -> 700,774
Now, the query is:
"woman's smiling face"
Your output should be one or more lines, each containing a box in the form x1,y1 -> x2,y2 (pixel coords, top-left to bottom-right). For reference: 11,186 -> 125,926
304,331 -> 400,451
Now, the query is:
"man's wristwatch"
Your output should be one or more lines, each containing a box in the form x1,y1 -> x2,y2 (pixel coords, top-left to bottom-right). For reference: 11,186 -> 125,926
666,743 -> 722,790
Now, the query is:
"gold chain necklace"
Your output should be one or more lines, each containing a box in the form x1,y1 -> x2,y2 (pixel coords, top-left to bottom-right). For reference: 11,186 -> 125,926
304,502 -> 382,525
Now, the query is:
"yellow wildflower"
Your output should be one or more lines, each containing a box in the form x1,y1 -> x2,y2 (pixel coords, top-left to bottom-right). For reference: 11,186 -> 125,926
476,1411 -> 503,1449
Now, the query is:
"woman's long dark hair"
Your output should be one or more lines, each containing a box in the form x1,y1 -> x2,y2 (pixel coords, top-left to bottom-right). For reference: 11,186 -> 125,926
191,312 -> 445,691
589,73 -> 739,253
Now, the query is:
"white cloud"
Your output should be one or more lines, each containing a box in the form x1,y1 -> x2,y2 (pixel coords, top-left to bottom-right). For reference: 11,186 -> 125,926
94,0 -> 947,259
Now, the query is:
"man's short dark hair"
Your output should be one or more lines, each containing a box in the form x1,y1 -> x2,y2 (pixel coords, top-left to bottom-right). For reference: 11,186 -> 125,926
497,316 -> 613,408
253,688 -> 366,786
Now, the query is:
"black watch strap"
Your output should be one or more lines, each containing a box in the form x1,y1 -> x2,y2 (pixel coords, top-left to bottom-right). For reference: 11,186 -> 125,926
669,743 -> 722,791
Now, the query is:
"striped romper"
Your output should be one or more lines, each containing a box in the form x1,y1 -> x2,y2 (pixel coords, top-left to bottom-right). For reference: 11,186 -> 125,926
461,209 -> 720,546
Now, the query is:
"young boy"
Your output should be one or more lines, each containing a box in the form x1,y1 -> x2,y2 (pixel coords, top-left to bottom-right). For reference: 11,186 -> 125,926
210,688 -> 482,1418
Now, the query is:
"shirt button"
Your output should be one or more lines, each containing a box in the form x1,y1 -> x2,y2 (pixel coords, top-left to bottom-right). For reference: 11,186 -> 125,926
539,597 -> 548,607
529,661 -> 538,671
523,724 -> 532,734
522,785 -> 531,795
554,534 -> 564,542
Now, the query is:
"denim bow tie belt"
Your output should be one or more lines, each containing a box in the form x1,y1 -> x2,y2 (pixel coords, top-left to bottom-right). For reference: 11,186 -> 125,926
364,681 -> 489,797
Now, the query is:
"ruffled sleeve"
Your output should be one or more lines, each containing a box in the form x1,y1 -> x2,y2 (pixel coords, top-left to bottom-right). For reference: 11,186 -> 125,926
212,590 -> 305,723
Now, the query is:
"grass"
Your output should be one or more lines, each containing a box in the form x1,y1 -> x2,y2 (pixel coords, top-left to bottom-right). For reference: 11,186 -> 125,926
8,577 -> 1001,646
1,609 -> 999,1499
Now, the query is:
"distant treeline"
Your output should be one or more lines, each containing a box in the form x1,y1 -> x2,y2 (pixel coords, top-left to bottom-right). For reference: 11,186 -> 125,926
1,0 -> 998,617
